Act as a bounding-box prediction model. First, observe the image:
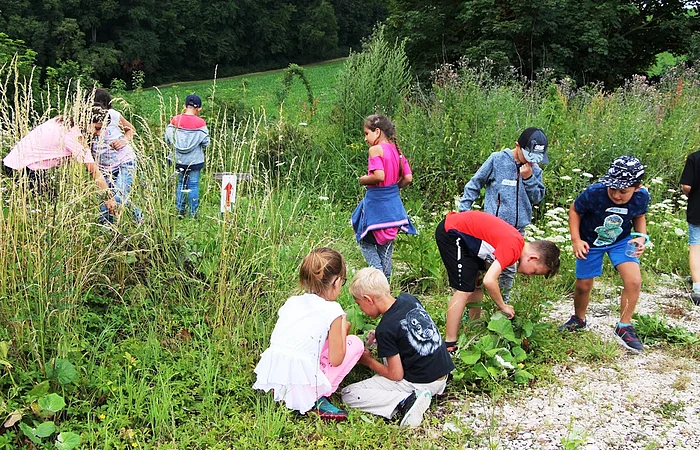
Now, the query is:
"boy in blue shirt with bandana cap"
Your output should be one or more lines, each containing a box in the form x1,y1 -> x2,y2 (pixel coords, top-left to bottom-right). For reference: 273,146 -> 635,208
559,155 -> 650,353
458,127 -> 548,302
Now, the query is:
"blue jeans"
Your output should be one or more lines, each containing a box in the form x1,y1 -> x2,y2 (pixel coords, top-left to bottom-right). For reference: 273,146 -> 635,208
359,239 -> 394,280
176,167 -> 201,216
99,161 -> 142,224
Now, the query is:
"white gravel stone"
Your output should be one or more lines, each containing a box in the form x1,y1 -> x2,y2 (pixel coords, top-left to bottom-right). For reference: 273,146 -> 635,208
446,280 -> 700,449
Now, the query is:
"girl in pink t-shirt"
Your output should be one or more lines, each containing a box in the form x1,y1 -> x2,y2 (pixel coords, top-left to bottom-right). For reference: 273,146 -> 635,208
358,114 -> 413,278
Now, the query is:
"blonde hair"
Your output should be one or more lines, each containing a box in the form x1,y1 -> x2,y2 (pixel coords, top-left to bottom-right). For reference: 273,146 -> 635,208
349,267 -> 390,299
299,248 -> 346,294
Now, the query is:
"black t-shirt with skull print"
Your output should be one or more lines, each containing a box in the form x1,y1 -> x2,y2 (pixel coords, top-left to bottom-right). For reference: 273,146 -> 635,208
376,293 -> 454,383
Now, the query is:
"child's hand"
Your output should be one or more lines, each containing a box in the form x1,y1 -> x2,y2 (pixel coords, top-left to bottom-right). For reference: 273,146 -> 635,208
519,162 -> 533,180
572,239 -> 589,260
500,304 -> 515,319
359,348 -> 374,366
110,138 -> 129,150
630,236 -> 646,257
365,330 -> 376,348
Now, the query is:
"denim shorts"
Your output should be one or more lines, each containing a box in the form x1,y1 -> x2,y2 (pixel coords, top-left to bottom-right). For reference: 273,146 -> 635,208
689,223 -> 700,246
575,238 -> 638,279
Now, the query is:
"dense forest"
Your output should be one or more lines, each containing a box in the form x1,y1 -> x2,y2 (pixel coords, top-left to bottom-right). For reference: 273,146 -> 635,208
0,0 -> 388,85
1,0 -> 700,89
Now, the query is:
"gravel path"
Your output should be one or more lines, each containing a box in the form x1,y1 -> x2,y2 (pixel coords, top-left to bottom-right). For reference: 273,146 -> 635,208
443,276 -> 700,449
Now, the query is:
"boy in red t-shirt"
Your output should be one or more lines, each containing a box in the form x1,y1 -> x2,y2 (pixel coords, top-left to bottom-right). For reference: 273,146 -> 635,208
434,210 -> 561,352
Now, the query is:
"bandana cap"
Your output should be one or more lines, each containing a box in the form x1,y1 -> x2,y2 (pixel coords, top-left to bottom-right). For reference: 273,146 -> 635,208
598,155 -> 645,189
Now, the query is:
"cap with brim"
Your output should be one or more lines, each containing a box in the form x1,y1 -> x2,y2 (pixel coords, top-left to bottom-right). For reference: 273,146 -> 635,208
598,155 -> 645,189
185,94 -> 202,108
520,128 -> 549,164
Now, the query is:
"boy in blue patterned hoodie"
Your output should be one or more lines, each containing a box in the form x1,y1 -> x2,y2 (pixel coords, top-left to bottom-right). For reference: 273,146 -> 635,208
458,127 -> 548,301
165,94 -> 210,218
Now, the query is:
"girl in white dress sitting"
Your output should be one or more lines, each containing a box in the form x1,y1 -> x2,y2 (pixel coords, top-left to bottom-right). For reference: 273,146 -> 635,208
253,248 -> 364,421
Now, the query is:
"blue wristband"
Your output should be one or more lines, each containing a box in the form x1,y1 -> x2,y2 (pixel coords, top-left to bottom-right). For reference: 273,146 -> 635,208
630,232 -> 650,244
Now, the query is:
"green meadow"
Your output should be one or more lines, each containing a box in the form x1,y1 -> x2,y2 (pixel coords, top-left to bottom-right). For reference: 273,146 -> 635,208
1,33 -> 700,449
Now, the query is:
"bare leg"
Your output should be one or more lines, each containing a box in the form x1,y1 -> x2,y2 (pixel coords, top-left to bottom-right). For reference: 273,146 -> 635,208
690,245 -> 700,284
616,262 -> 642,323
445,289 -> 482,343
574,278 -> 594,320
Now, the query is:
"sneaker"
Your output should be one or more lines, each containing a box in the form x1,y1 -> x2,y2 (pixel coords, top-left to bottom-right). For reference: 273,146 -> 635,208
310,396 -> 347,422
691,292 -> 700,306
398,390 -> 432,428
613,325 -> 644,353
558,315 -> 587,332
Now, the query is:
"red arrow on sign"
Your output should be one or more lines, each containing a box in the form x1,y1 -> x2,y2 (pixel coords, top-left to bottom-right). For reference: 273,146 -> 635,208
224,182 -> 233,207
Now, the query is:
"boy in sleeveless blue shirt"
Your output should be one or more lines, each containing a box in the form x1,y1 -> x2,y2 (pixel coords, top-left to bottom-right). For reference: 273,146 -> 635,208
559,156 -> 650,353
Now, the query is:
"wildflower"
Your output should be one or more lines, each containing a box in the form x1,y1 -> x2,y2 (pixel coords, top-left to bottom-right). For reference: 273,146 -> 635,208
298,122 -> 308,126
582,172 -> 593,178
99,414 -> 106,421
668,189 -> 677,193
545,235 -> 567,243
318,196 -> 329,201
675,228 -> 686,236
547,220 -> 563,227
560,175 -> 572,181
494,355 -> 514,369
572,168 -> 582,173
651,177 -> 663,185
554,227 -> 569,234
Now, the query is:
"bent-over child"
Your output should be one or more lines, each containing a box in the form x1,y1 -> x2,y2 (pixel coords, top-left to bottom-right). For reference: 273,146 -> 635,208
341,267 -> 454,427
164,94 -> 209,218
559,155 -> 649,353
458,127 -> 548,302
680,149 -> 700,305
253,248 -> 364,421
352,114 -> 416,279
435,210 -> 560,353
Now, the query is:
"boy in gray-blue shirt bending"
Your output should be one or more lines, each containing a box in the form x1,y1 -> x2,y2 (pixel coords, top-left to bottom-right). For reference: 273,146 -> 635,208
458,127 -> 549,301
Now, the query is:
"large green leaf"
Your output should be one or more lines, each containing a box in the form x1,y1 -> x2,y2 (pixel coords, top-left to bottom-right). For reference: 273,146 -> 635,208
35,421 -> 56,438
38,393 -> 66,414
47,359 -> 77,385
487,316 -> 518,343
514,369 -> 535,384
521,321 -> 534,338
26,381 -> 50,401
55,432 -> 81,450
475,334 -> 498,351
19,422 -> 41,444
512,346 -> 527,362
460,349 -> 481,365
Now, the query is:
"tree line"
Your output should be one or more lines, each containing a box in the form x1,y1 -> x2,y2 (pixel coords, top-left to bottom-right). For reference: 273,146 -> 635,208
0,0 -> 387,86
385,0 -> 700,87
2,0 -> 699,91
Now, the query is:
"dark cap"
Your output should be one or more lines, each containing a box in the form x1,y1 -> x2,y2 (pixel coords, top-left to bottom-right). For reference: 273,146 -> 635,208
185,94 -> 202,108
598,155 -> 645,189
518,127 -> 549,164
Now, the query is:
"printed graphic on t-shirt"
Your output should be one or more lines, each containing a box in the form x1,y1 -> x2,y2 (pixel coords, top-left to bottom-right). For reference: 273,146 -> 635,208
400,304 -> 442,356
593,214 -> 623,246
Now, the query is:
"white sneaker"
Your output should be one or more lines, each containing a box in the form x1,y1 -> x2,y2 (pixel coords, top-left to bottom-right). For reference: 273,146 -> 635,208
399,390 -> 432,427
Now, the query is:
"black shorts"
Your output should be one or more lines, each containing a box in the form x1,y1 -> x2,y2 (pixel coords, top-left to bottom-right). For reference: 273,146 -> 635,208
435,219 -> 485,292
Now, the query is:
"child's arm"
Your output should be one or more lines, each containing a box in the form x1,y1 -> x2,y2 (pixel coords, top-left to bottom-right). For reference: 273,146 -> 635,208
397,172 -> 412,189
327,316 -> 348,367
682,184 -> 692,195
482,261 -> 515,318
110,114 -> 136,150
521,165 -> 545,205
359,349 -> 404,381
631,214 -> 647,254
360,145 -> 384,185
458,155 -> 494,211
569,203 -> 589,259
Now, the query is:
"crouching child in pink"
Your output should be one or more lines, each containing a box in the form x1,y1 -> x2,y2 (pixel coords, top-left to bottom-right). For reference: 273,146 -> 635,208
253,248 -> 364,421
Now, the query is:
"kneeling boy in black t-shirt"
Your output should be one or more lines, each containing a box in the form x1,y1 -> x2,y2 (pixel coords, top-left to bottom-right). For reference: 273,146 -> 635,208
341,268 -> 454,427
